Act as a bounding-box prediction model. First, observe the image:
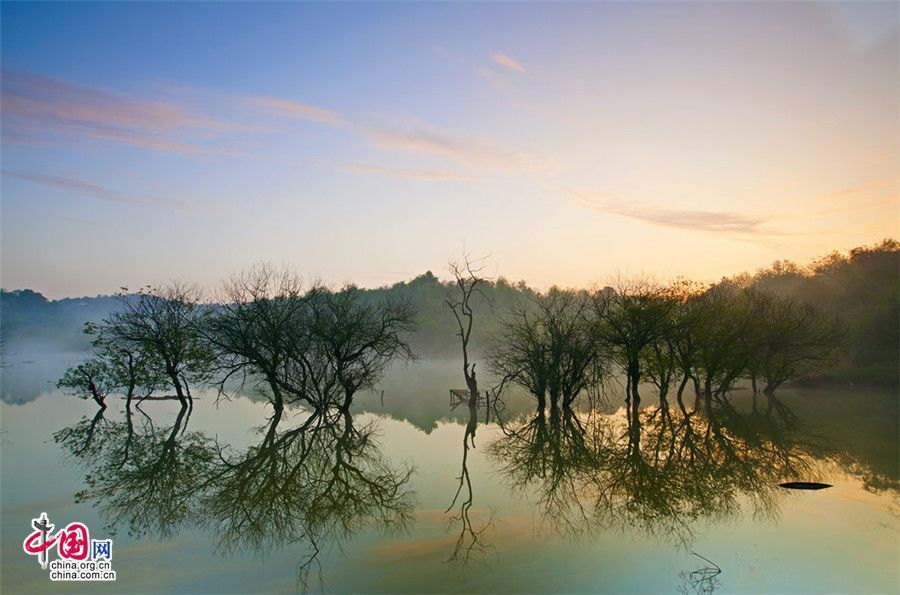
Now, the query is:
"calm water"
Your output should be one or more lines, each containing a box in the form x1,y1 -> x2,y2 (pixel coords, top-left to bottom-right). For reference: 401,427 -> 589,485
1,354 -> 898,593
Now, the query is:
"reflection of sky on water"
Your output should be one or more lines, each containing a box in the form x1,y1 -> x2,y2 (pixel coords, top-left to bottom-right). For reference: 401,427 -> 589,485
1,358 -> 897,593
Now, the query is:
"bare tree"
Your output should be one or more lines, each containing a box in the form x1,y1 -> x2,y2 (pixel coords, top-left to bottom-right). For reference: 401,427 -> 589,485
446,255 -> 490,404
750,291 -> 843,393
303,285 -> 416,411
203,265 -> 312,410
487,297 -> 551,409
488,288 -> 601,409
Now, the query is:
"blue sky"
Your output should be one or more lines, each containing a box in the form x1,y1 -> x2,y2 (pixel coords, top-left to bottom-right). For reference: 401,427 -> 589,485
2,1 -> 897,297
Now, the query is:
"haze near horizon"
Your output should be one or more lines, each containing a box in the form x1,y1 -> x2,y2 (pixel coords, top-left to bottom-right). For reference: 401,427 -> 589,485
1,1 -> 897,298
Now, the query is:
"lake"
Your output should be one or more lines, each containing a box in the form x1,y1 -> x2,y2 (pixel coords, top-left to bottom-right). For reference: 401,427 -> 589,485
1,354 -> 898,593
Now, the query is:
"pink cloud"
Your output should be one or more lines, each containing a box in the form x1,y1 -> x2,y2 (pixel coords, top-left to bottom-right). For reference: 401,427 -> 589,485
319,160 -> 479,182
570,189 -> 787,237
1,69 -> 240,155
2,170 -> 184,208
251,91 -> 550,175
491,51 -> 526,74
251,96 -> 345,125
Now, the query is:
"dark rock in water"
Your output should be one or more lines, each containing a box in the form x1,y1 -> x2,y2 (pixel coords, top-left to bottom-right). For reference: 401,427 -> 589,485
778,481 -> 832,490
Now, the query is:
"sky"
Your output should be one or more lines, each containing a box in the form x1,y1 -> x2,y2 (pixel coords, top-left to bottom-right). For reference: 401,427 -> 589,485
1,1 -> 897,299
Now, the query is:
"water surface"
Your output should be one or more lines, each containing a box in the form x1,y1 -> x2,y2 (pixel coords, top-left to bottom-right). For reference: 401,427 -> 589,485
1,355 -> 897,593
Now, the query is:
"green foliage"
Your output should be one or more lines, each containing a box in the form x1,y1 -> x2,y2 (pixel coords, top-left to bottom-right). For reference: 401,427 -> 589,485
105,283 -> 216,403
203,265 -> 416,410
0,289 -> 122,349
57,359 -> 114,407
488,288 -> 601,407
25,239 -> 900,403
303,284 -> 417,409
739,238 -> 898,387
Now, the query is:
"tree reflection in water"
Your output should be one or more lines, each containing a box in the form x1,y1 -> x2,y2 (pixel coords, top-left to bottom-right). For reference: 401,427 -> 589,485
54,403 -> 414,590
53,387 -> 893,592
55,403 -> 209,540
444,396 -> 495,568
677,551 -> 722,595
488,393 -> 832,544
207,407 -> 414,587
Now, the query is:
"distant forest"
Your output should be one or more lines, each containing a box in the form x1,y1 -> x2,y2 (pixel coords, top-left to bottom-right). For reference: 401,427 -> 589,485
2,239 -> 897,388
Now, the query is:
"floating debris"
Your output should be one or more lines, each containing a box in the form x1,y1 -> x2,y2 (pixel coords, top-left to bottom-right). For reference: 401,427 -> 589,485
778,481 -> 832,490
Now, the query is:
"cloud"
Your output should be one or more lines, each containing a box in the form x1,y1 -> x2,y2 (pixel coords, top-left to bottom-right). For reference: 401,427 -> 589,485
571,190 -> 782,236
252,93 -> 551,175
491,51 -> 526,74
366,124 -> 501,166
77,128 -> 239,155
2,170 -> 181,208
0,69 -> 240,155
250,96 -> 345,125
318,160 -> 479,182
365,121 -> 551,174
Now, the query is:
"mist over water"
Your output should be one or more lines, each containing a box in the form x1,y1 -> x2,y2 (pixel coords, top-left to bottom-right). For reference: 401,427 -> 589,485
2,1 -> 898,592
1,346 -> 897,593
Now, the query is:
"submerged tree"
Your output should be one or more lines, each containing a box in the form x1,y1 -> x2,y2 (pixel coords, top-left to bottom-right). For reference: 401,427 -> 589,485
58,321 -> 167,409
488,288 -> 601,409
592,279 -> 678,404
303,285 -> 416,410
691,284 -> 757,400
446,255 -> 490,404
89,322 -> 167,405
206,271 -> 415,411
104,283 -> 214,407
748,291 -> 843,394
204,265 -> 311,410
57,359 -> 115,409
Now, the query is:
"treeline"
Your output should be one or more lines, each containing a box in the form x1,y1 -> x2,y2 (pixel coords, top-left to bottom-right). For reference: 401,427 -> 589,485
397,238 -> 898,390
58,269 -> 416,412
487,278 -> 843,412
0,289 -> 122,350
484,239 -> 899,408
4,239 -> 897,390
0,271 -> 510,355
57,267 -> 845,414
733,239 -> 899,386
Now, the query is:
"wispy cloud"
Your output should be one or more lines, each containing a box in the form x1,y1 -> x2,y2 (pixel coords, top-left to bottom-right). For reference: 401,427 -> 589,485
491,51 -> 526,74
250,96 -> 345,125
433,45 -> 524,91
2,170 -> 182,208
365,121 -> 542,173
253,94 -> 551,175
1,69 -> 241,155
317,160 -> 479,182
571,190 -> 784,236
